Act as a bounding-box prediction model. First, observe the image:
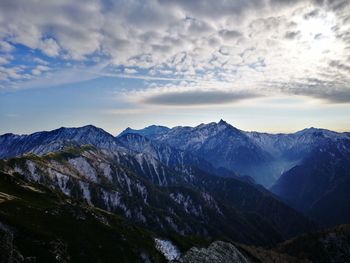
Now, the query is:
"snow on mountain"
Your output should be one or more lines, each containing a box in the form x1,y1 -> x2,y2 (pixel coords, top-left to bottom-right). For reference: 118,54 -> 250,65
154,238 -> 181,261
152,120 -> 276,186
0,125 -> 126,158
1,121 -> 349,187
245,127 -> 350,161
171,241 -> 254,263
117,125 -> 170,138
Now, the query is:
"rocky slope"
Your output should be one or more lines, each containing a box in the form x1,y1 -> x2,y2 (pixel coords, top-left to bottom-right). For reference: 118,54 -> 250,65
173,225 -> 350,263
0,146 -> 314,246
0,169 -> 166,262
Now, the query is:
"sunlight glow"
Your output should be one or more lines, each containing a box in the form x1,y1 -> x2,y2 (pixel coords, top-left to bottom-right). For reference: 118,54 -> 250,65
297,10 -> 337,55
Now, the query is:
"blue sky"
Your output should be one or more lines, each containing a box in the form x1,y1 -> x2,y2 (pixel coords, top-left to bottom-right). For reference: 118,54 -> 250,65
1,0 -> 350,135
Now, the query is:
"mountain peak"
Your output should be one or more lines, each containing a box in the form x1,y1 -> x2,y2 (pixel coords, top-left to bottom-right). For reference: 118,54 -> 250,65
117,125 -> 170,138
218,119 -> 228,125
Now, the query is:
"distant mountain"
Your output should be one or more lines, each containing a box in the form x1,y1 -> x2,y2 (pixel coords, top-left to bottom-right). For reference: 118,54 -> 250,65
118,125 -> 170,138
2,121 -> 348,187
116,133 -> 251,182
246,127 -> 350,160
0,125 -> 125,159
271,139 -> 350,226
152,120 -> 275,186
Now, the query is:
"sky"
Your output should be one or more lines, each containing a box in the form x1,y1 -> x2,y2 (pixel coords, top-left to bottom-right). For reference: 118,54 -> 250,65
1,0 -> 350,135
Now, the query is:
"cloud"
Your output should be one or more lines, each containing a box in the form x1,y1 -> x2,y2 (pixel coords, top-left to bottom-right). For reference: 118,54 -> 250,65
0,0 -> 349,106
124,68 -> 138,74
219,30 -> 243,41
303,9 -> 320,19
141,90 -> 261,106
284,30 -> 300,39
329,60 -> 350,72
0,41 -> 14,52
273,78 -> 350,103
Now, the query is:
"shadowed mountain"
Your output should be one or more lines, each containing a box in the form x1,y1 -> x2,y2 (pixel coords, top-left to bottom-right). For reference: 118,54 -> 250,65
271,139 -> 350,226
274,224 -> 350,263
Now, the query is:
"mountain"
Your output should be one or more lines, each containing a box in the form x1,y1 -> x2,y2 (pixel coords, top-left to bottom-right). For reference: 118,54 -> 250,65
147,121 -> 350,187
0,168 -> 166,262
2,122 -> 348,187
1,122 -> 350,261
0,145 -> 315,246
246,127 -> 350,160
0,125 -> 125,159
271,139 -> 350,226
118,125 -> 170,138
115,121 -> 350,229
116,133 -> 250,182
1,159 -> 344,262
152,120 -> 276,186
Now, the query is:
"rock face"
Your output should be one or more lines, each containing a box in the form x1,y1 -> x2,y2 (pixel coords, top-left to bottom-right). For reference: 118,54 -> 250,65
171,241 -> 254,263
154,238 -> 181,261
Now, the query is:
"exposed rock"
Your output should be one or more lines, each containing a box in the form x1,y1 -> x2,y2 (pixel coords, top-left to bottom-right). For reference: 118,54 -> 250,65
172,241 -> 254,263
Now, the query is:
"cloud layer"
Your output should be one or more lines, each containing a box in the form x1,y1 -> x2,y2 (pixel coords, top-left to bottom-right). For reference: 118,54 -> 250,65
0,0 -> 350,104
142,90 -> 261,106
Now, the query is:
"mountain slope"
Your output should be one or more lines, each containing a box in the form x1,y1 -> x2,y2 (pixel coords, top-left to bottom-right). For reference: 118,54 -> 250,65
0,169 -> 165,262
0,146 -> 314,246
116,133 -> 246,181
274,224 -> 350,263
174,225 -> 350,263
271,140 -> 350,226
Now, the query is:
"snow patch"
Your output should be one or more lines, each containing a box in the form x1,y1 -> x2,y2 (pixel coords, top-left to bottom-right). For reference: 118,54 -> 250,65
25,160 -> 40,182
52,171 -> 70,195
68,157 -> 97,182
79,181 -> 91,203
154,238 -> 180,261
99,162 -> 113,182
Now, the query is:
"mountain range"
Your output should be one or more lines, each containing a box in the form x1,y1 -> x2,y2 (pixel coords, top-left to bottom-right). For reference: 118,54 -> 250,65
0,120 -> 349,262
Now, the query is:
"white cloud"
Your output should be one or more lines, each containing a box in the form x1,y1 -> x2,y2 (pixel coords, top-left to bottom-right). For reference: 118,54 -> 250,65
0,41 -> 14,52
0,0 -> 349,103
